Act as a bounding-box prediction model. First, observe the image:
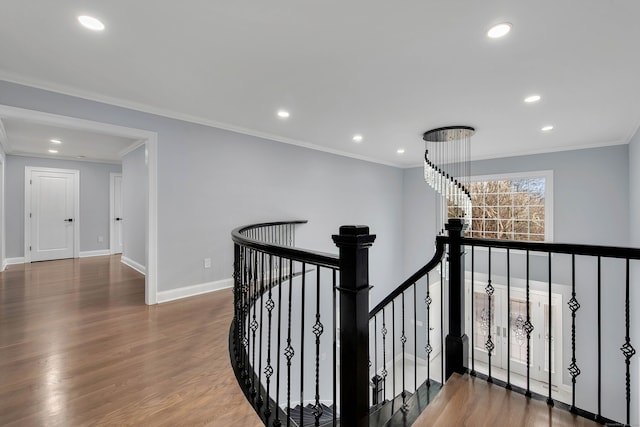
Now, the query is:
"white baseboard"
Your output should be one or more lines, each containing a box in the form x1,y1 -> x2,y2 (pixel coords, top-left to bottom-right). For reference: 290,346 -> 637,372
121,256 -> 146,275
157,278 -> 233,303
5,257 -> 25,267
79,249 -> 111,258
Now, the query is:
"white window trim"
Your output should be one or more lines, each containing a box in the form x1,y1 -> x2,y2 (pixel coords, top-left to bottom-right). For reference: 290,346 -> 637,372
466,170 -> 554,242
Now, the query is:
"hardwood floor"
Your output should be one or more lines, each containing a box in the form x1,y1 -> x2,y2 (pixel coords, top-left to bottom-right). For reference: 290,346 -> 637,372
412,373 -> 601,427
0,256 -> 262,427
1,256 -> 605,426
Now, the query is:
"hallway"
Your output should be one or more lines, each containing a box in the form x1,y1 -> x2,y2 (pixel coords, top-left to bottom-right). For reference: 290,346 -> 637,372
0,256 -> 261,426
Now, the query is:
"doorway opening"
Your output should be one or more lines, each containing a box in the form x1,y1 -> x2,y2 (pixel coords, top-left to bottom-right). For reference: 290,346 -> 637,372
0,104 -> 158,304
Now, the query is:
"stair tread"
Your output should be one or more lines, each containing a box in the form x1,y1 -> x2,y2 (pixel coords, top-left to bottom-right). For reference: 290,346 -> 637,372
385,379 -> 443,426
369,390 -> 413,426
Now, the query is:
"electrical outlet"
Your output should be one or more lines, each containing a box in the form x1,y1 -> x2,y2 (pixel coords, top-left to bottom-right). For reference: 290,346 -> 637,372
203,258 -> 212,268
98,235 -> 104,243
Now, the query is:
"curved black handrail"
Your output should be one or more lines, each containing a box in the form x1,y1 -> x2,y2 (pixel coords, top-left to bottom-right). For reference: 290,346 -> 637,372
231,220 -> 339,268
369,235 -> 447,318
460,236 -> 640,259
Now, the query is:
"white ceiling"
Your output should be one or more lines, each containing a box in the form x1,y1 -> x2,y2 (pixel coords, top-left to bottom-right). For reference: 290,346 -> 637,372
0,1 -> 639,167
0,118 -> 138,164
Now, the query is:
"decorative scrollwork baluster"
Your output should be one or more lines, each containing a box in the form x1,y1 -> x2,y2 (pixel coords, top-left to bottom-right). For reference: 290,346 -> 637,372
313,269 -> 324,427
568,255 -> 581,412
621,258 -> 636,426
485,248 -> 495,383
425,274 -> 432,387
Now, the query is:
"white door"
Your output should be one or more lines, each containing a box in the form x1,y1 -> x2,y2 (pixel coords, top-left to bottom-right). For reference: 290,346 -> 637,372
110,173 -> 123,254
25,167 -> 79,262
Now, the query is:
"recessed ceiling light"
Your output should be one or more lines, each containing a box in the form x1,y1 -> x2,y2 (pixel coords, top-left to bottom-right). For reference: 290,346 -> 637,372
541,125 -> 554,132
524,95 -> 541,103
76,155 -> 86,159
50,139 -> 62,144
396,148 -> 405,154
78,15 -> 105,31
487,22 -> 512,39
353,134 -> 363,143
277,110 -> 290,119
48,149 -> 59,154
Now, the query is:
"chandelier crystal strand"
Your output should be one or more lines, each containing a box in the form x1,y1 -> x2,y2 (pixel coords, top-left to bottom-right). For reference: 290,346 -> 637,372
423,126 -> 474,234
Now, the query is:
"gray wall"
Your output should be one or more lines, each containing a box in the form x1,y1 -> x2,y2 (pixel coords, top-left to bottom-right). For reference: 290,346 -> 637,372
0,80 -> 404,302
5,155 -> 121,257
630,128 -> 640,246
121,145 -> 147,268
470,145 -> 629,246
401,144 -> 630,278
402,167 -> 438,276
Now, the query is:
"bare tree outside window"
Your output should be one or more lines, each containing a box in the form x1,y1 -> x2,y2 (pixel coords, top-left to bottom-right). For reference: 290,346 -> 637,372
450,177 -> 546,241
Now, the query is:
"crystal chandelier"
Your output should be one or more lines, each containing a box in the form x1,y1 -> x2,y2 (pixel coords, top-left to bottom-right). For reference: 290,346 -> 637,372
423,126 -> 474,235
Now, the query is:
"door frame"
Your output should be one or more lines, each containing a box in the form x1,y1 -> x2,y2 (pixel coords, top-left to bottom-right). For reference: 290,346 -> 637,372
109,172 -> 123,254
0,143 -> 5,272
24,166 -> 80,262
0,104 -> 159,305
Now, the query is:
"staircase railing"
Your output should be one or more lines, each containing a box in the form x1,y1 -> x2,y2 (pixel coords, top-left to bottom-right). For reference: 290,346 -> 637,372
230,221 -> 377,427
230,219 -> 638,427
453,219 -> 639,426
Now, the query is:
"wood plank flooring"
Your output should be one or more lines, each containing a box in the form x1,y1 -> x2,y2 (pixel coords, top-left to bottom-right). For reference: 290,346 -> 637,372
0,256 -> 262,427
412,373 -> 601,427
2,255 -> 603,426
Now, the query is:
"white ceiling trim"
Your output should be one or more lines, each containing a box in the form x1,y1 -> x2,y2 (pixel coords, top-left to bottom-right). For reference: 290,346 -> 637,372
0,118 -> 9,155
3,71 -> 637,171
119,139 -> 146,158
8,151 -> 122,165
0,72 -> 401,168
404,138 -> 630,169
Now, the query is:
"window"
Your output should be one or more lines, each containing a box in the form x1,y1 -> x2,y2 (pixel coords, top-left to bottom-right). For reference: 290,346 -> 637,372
451,171 -> 553,241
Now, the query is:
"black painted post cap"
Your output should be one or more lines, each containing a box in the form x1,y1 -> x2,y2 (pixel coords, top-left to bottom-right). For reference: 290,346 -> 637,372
339,225 -> 369,235
445,218 -> 464,229
332,225 -> 376,248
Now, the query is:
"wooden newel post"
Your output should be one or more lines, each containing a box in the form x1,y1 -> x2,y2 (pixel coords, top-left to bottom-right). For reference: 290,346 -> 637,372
445,218 -> 469,380
332,225 -> 376,427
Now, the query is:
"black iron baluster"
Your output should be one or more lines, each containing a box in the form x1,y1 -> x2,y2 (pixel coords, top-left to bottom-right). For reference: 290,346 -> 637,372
264,255 -> 275,418
274,257 -> 283,427
506,248 -> 511,390
257,252 -> 266,409
597,256 -> 602,421
471,246 -> 475,376
425,273 -> 432,387
568,254 -> 580,414
285,259 -> 294,427
547,252 -> 553,406
233,245 -> 241,365
391,300 -> 396,403
621,258 -> 636,426
382,308 -> 388,401
300,262 -> 306,427
524,250 -> 534,397
374,314 -> 378,403
413,283 -> 417,392
250,250 -> 260,399
235,245 -> 241,369
242,247 -> 250,377
313,268 -> 324,426
245,249 -> 254,390
401,291 -> 407,405
332,269 -> 337,427
486,247 -> 494,383
440,260 -> 444,383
